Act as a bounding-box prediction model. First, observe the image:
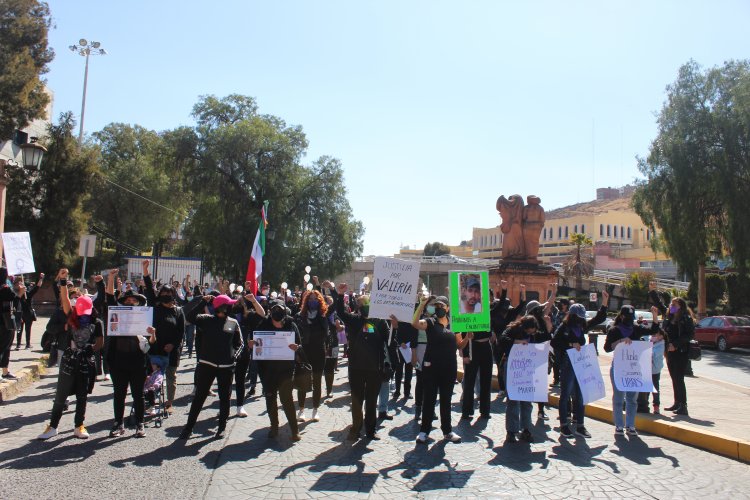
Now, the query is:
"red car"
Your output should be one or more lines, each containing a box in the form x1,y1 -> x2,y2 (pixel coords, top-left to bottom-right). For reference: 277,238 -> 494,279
695,316 -> 750,352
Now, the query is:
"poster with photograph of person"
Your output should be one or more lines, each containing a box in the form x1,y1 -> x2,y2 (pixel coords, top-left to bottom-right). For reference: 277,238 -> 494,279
449,271 -> 490,332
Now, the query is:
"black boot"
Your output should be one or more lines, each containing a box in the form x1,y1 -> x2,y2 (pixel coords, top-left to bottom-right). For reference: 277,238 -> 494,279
673,404 -> 689,416
664,403 -> 679,412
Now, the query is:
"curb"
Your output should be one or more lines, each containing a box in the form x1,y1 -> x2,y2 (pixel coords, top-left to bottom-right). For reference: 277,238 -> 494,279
0,355 -> 49,403
456,368 -> 750,463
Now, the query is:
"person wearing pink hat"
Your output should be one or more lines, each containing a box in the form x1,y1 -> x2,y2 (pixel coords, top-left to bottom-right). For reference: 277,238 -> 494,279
179,293 -> 244,440
38,269 -> 104,441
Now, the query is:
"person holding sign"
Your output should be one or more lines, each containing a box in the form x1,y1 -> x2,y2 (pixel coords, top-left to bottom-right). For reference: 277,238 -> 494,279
253,299 -> 302,441
604,305 -> 660,436
326,281 -> 391,442
551,291 -> 609,439
412,295 -> 471,444
499,314 -> 552,443
180,294 -> 244,440
103,269 -> 155,438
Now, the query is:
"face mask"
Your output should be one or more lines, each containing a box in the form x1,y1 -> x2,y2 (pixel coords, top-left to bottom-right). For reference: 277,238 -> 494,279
307,300 -> 320,311
622,315 -> 634,326
271,310 -> 285,321
435,308 -> 447,319
158,295 -> 174,304
426,305 -> 436,316
359,305 -> 369,317
79,315 -> 92,327
261,289 -> 270,296
307,310 -> 318,319
669,305 -> 679,315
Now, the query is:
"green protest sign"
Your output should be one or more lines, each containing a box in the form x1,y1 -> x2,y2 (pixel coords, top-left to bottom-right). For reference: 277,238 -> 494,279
449,271 -> 490,332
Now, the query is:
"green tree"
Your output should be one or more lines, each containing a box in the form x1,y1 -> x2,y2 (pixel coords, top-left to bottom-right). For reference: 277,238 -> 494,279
89,123 -> 191,263
623,271 -> 656,308
5,112 -> 98,273
563,233 -> 594,292
423,242 -> 451,256
179,94 -> 363,284
633,60 -> 750,278
0,0 -> 54,139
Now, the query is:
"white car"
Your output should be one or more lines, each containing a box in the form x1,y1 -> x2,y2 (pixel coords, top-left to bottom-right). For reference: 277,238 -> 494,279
635,310 -> 655,329
586,310 -> 614,333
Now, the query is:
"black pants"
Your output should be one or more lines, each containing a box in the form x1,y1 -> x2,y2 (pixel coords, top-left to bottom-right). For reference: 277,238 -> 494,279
110,363 -> 146,424
265,375 -> 298,434
299,349 -> 324,409
235,356 -> 250,406
185,363 -> 234,431
16,316 -> 33,346
0,326 -> 13,369
637,373 -> 661,409
349,368 -> 381,436
667,350 -> 689,405
415,369 -> 424,410
420,365 -> 455,435
50,370 -> 89,428
552,348 -> 563,384
324,357 -> 336,395
462,343 -> 492,416
394,353 -> 413,397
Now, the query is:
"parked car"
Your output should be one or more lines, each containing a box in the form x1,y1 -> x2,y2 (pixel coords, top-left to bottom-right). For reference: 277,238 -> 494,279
695,316 -> 750,352
586,310 -> 614,333
635,310 -> 655,329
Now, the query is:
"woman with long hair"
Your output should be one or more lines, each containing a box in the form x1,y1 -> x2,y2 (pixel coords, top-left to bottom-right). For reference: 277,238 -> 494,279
649,283 -> 695,416
295,289 -> 329,423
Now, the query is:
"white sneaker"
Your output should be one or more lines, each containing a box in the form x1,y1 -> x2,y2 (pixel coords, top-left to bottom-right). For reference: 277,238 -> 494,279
103,374 -> 111,381
416,432 -> 428,444
311,409 -> 320,422
209,389 -> 218,397
37,425 -> 57,440
443,432 -> 461,443
236,406 -> 248,418
74,425 -> 90,439
297,409 -> 306,422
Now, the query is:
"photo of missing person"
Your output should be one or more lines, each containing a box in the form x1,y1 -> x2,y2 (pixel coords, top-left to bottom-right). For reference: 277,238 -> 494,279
110,322 -> 118,333
459,273 -> 482,314
255,347 -> 263,357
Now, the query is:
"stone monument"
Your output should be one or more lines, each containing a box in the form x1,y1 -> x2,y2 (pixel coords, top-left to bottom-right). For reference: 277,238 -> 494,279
491,194 -> 558,302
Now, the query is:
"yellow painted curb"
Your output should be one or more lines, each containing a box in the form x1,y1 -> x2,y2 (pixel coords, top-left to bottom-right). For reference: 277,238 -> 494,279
456,369 -> 749,463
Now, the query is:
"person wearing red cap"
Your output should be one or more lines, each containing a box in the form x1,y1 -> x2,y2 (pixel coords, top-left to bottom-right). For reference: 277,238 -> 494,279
38,269 -> 104,440
179,293 -> 244,440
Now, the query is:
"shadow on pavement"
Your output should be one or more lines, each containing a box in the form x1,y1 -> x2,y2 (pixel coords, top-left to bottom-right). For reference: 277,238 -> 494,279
610,434 -> 680,467
548,439 -> 619,473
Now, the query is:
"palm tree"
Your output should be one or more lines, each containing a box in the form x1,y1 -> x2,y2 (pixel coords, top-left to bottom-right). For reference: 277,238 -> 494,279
563,233 -> 595,293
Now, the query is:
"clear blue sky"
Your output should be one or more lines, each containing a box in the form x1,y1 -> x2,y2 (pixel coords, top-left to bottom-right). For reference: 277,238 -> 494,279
45,1 -> 749,256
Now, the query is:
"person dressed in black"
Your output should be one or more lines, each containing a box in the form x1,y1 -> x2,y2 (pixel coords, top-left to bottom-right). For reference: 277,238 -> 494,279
14,273 -> 43,350
390,318 -> 416,401
323,296 -> 339,399
254,299 -> 302,441
232,294 -> 265,418
38,269 -> 104,440
180,294 -> 243,439
0,267 -> 19,380
325,281 -> 390,441
295,289 -> 330,423
649,282 -> 695,416
412,295 -> 470,444
104,269 -> 155,438
490,281 -> 527,399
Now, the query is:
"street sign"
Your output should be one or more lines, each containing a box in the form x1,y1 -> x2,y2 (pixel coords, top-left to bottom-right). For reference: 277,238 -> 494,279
79,235 -> 96,257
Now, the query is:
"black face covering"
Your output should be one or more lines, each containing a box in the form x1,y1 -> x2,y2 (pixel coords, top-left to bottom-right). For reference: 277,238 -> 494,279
622,314 -> 634,326
435,308 -> 447,319
158,295 -> 174,304
271,309 -> 286,321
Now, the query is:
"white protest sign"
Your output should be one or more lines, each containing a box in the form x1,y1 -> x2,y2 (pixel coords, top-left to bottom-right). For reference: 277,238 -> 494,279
78,234 -> 97,257
253,331 -> 295,361
613,341 -> 655,392
567,343 -> 606,404
506,341 -> 551,402
1,232 -> 36,275
107,306 -> 154,336
369,257 -> 421,321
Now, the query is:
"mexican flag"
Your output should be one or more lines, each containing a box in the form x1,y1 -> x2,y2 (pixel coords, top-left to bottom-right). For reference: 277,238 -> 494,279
245,201 -> 269,294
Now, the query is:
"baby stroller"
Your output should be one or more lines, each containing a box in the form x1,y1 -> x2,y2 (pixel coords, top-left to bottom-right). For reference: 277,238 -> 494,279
129,355 -> 169,428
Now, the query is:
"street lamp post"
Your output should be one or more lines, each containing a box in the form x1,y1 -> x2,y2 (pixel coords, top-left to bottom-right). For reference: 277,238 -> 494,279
69,39 -> 106,145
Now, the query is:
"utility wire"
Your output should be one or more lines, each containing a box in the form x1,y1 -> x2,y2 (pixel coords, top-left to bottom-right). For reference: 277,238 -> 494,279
101,177 -> 189,218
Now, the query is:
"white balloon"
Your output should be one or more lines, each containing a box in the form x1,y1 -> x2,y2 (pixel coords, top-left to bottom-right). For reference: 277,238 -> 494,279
306,283 -> 314,291
305,266 -> 311,273
270,291 -> 278,299
229,283 -> 236,293
304,274 -> 310,283
236,286 -> 244,293
281,282 -> 288,289
363,276 -> 371,285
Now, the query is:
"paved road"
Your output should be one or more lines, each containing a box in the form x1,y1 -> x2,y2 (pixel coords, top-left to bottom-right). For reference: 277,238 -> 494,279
2,353 -> 750,500
690,348 -> 750,387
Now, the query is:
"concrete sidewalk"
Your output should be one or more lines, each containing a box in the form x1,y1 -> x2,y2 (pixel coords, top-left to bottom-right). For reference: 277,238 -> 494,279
459,349 -> 750,462
0,319 -> 51,402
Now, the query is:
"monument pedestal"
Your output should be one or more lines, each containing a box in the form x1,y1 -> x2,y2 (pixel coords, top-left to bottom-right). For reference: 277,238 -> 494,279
490,261 -> 559,304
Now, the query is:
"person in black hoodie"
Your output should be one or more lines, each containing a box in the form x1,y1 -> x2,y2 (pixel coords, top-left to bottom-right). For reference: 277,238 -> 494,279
604,304 -> 660,435
14,274 -> 43,349
142,260 -> 184,411
295,289 -> 330,423
324,281 -> 390,441
232,294 -> 265,418
0,267 -> 18,379
490,281 -> 527,399
499,314 -> 552,443
649,282 -> 695,416
552,291 -> 609,439
180,294 -> 243,439
393,319 -> 417,400
254,299 -> 302,441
